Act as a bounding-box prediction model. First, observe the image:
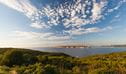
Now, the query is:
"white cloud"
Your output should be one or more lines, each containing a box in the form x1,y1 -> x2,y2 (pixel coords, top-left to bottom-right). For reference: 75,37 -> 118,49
91,0 -> 107,22
0,0 -> 37,17
0,31 -> 70,48
0,0 -> 123,36
64,27 -> 100,35
64,26 -> 112,35
30,23 -> 43,29
39,0 -> 108,28
14,31 -> 70,41
14,31 -> 52,39
47,35 -> 70,41
0,0 -> 108,29
30,22 -> 50,29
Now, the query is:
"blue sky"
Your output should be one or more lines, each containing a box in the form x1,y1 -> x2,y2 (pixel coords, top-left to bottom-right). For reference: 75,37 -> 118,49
0,0 -> 126,48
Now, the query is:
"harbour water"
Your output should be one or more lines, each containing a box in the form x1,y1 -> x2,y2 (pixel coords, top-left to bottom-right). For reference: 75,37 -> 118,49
34,47 -> 126,57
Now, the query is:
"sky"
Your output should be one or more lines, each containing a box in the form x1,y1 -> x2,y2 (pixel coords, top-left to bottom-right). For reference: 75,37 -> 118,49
0,0 -> 126,48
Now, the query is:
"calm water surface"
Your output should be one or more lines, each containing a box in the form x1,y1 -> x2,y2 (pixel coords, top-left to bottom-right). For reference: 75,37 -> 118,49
34,47 -> 126,57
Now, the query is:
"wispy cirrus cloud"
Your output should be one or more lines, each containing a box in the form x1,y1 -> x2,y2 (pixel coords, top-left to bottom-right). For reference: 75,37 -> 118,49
0,0 -> 37,17
14,31 -> 70,41
64,26 -> 112,35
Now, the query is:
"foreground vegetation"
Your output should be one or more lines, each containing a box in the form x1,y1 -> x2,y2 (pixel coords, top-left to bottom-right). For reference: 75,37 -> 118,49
0,48 -> 126,74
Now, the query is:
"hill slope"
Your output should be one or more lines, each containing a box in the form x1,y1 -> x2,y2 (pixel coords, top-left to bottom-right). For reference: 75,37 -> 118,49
0,48 -> 126,74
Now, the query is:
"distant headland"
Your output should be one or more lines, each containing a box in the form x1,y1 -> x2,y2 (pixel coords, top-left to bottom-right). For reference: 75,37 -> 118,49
56,45 -> 90,48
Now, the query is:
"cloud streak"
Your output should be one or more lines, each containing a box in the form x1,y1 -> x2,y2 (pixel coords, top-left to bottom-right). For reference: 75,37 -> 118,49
64,26 -> 112,35
0,0 -> 37,17
14,31 -> 71,41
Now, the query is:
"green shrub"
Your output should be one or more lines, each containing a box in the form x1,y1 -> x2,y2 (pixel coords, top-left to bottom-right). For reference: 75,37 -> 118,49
0,49 -> 24,66
43,64 -> 59,74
